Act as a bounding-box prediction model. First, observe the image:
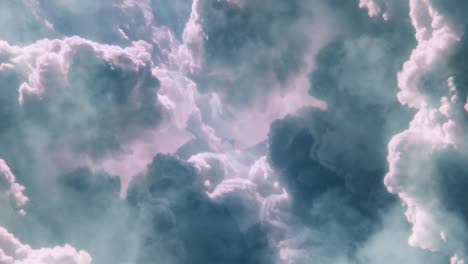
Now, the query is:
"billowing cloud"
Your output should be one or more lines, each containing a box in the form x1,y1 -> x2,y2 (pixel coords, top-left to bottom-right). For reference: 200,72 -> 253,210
126,154 -> 249,263
1,0 -> 468,264
0,159 -> 28,215
0,226 -> 91,264
383,1 -> 468,261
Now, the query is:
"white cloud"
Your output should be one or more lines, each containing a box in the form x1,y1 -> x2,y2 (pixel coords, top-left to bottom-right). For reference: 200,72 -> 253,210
396,0 -> 459,108
0,226 -> 91,264
385,0 -> 468,261
0,159 -> 28,215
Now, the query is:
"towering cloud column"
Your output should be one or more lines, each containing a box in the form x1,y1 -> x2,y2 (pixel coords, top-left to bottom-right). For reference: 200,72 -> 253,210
385,0 -> 468,261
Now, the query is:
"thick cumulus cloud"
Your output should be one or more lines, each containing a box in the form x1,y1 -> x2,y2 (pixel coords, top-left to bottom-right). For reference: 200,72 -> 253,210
17,38 -> 161,156
2,0 -> 468,264
384,0 -> 468,262
0,35 -> 195,182
127,154 -> 250,263
0,15 -> 186,263
263,0 -> 450,262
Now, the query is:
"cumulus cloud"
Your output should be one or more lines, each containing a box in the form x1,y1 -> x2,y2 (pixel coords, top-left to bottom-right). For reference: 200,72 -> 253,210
383,0 -> 468,261
2,0 -> 468,264
126,154 -> 249,263
0,159 -> 28,215
0,226 -> 91,264
0,35 -> 197,184
379,0 -> 468,263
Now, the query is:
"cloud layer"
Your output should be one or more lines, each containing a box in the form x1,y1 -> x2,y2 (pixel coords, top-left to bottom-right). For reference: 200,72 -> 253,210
1,0 -> 468,264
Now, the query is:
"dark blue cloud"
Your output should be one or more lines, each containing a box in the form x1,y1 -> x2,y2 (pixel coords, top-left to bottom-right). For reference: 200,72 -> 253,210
128,154 -> 275,264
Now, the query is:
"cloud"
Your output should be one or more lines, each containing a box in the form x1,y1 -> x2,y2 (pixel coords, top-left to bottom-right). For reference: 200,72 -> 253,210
188,152 -> 234,189
0,165 -> 140,264
0,159 -> 28,215
2,0 -> 468,264
266,109 -> 389,262
256,1 -> 442,261
384,0 -> 468,261
0,0 -> 55,45
0,226 -> 91,264
183,0 -> 336,107
355,205 -> 446,264
0,36 -> 195,184
0,35 -> 190,263
127,154 -> 249,264
150,0 -> 192,37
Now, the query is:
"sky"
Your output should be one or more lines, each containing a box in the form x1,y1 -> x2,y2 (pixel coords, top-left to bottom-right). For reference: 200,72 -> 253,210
0,0 -> 468,263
